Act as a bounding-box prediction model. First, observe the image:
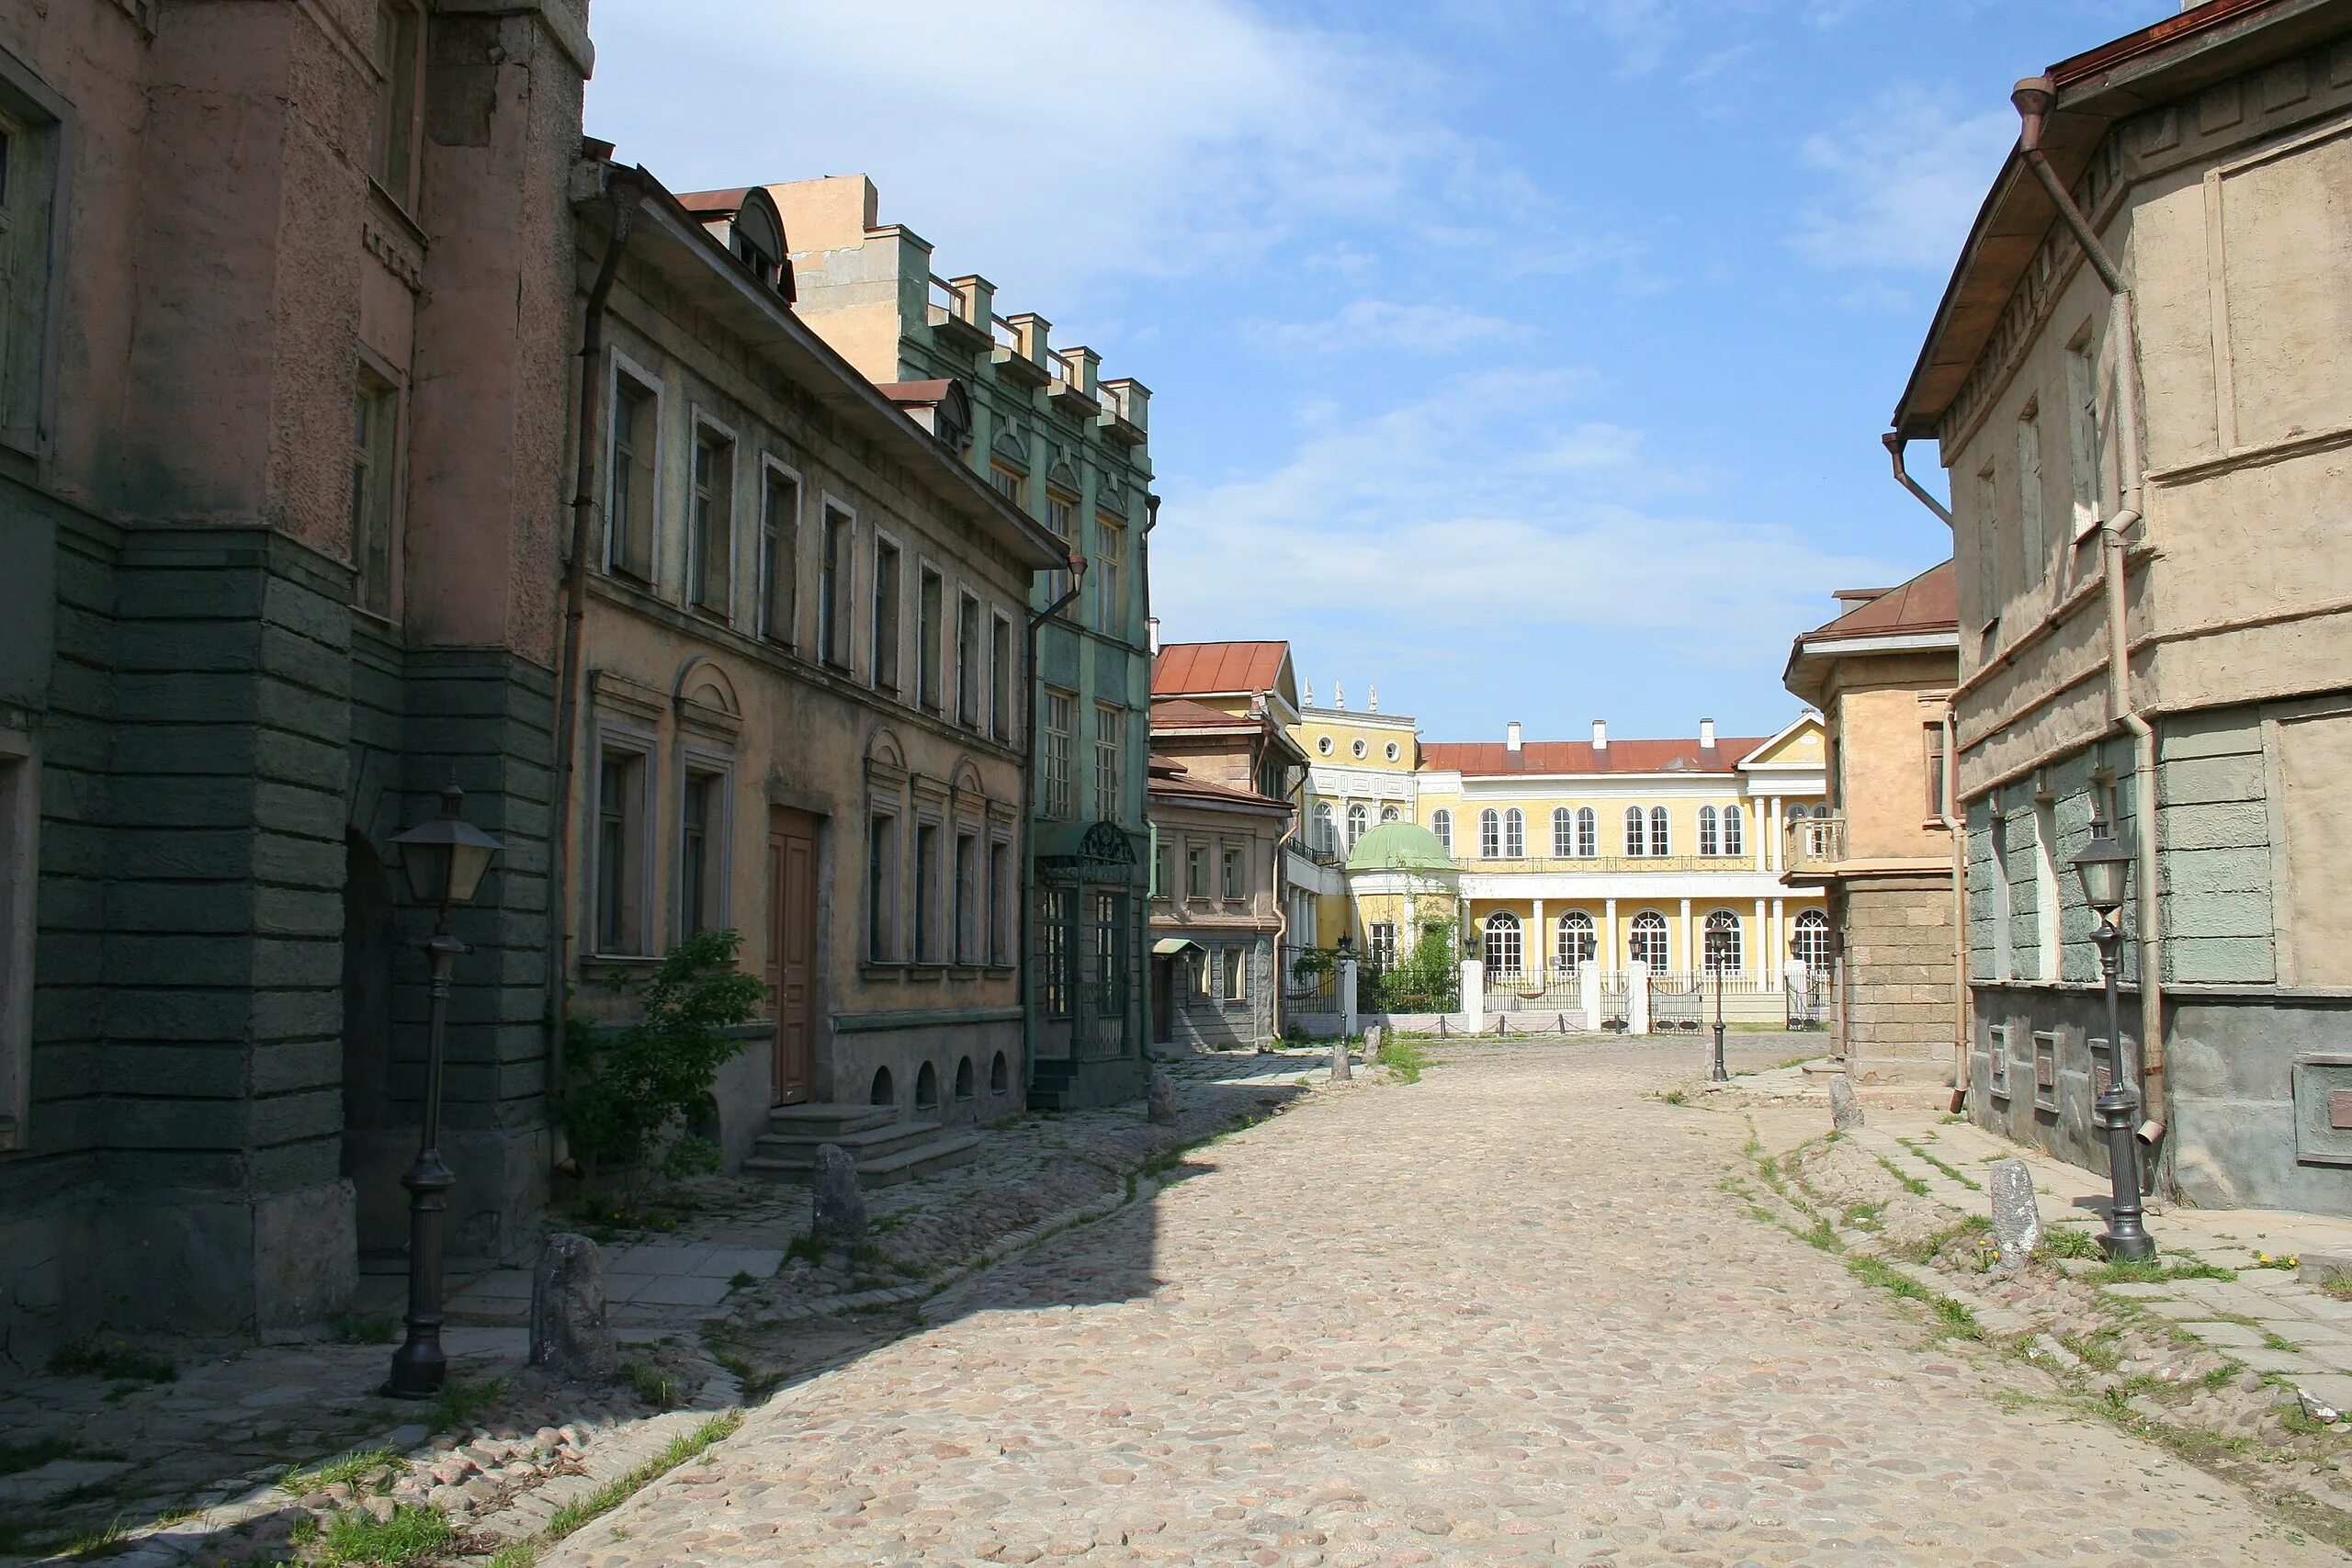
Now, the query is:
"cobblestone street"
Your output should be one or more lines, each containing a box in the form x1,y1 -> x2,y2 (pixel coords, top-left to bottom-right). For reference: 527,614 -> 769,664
552,1041 -> 2345,1567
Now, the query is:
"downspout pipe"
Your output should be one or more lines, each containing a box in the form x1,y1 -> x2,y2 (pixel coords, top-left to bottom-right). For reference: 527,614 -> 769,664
548,169 -> 645,1138
1939,705 -> 1968,1113
2014,77 -> 2166,1147
1019,557 -> 1089,1095
1883,432 -> 1953,526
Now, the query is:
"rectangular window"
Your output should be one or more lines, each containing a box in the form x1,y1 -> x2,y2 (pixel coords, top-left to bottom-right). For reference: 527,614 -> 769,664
991,463 -> 1024,507
2031,798 -> 2060,982
917,566 -> 944,710
1185,844 -> 1207,900
1222,946 -> 1245,1002
2016,404 -> 2045,587
1095,515 -> 1126,637
871,537 -> 901,692
1649,811 -> 1668,858
989,840 -> 1011,965
1987,799 -> 2014,984
679,769 -> 724,939
1925,725 -> 1949,820
1043,691 -> 1075,819
1091,891 -> 1125,1019
956,593 -> 982,727
1039,886 -> 1075,1017
954,831 -> 977,964
1094,704 -> 1125,819
349,367 -> 399,616
594,747 -> 650,955
1153,840 -> 1174,900
1973,465 -> 1998,632
1221,845 -> 1244,902
689,423 -> 735,615
819,504 -> 854,667
607,370 -> 660,581
2066,331 -> 2104,542
759,465 -> 798,645
1045,490 -> 1076,603
0,105 -> 57,447
1369,921 -> 1397,968
866,814 -> 899,962
914,822 -> 940,962
370,0 -> 424,206
989,614 -> 1014,741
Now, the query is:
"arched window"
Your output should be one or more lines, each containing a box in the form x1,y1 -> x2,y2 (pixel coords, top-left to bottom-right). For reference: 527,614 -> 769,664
1629,910 -> 1669,970
1346,802 -> 1368,847
1479,807 -> 1501,858
1703,909 -> 1743,975
1552,807 -> 1576,857
1723,805 -> 1744,857
1313,801 -> 1336,853
1698,806 -> 1720,857
1624,806 -> 1645,856
1430,808 -> 1452,852
1381,804 -> 1400,822
1483,911 -> 1523,976
1577,807 -> 1597,857
1555,910 -> 1596,975
1503,807 -> 1525,858
1786,803 -> 1809,829
1792,908 -> 1832,973
1649,806 -> 1670,857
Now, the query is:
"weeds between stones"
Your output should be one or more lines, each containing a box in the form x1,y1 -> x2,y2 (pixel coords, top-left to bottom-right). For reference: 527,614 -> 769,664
327,1311 -> 401,1346
428,1377 -> 503,1434
48,1337 -> 176,1384
2087,1256 -> 2238,1286
1896,1136 -> 1983,1191
0,1436 -> 78,1475
63,1515 -> 130,1560
2038,1226 -> 2104,1260
312,1503 -> 451,1566
1870,1154 -> 1931,1197
1375,1035 -> 1430,1085
284,1447 -> 406,1495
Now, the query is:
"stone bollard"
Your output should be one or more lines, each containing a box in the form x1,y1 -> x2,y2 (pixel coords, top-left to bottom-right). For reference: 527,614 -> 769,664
1987,1158 -> 2041,1271
810,1144 -> 868,1250
1148,1067 -> 1180,1126
529,1232 -> 618,1383
1330,1035 -> 1353,1083
1828,1076 -> 1864,1132
1363,1023 -> 1385,1063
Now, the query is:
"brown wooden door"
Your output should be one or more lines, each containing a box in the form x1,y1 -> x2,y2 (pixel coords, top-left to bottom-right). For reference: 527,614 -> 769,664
766,808 -> 820,1104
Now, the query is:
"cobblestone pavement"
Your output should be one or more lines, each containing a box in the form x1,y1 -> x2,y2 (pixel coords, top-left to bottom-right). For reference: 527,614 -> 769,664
554,1039 -> 2345,1567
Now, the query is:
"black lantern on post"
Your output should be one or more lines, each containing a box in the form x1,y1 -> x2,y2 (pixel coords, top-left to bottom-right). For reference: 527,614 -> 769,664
2071,812 -> 2153,1260
383,784 -> 503,1398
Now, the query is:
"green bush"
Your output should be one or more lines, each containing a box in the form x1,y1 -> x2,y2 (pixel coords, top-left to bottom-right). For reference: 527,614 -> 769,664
563,930 -> 764,1205
1372,915 -> 1460,1012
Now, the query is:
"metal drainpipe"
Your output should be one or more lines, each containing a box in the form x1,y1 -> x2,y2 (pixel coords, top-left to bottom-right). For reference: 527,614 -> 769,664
1939,706 -> 1969,1112
1020,558 -> 1089,1095
2014,76 -> 2166,1147
546,169 -> 644,1155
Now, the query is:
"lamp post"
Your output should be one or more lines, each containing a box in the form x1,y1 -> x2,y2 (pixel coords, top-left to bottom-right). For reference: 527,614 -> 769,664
2071,812 -> 2153,1260
1710,960 -> 1729,1083
383,783 -> 503,1399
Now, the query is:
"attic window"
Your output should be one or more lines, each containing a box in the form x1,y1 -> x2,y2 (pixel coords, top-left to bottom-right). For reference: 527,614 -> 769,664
728,197 -> 788,295
733,230 -> 778,289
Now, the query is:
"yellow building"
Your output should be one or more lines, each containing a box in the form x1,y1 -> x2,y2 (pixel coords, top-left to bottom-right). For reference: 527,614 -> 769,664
1289,682 -> 1420,953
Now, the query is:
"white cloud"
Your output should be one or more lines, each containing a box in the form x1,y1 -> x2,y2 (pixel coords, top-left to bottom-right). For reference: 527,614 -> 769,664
1791,84 -> 2015,271
1246,299 -> 1516,356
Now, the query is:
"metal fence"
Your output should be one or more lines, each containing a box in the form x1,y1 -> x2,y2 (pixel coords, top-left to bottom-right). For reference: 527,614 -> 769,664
1283,944 -> 1338,1011
1650,975 -> 1705,1032
1786,968 -> 1830,1030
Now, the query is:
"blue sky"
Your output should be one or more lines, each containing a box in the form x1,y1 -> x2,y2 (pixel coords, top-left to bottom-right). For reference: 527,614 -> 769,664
584,0 -> 2158,746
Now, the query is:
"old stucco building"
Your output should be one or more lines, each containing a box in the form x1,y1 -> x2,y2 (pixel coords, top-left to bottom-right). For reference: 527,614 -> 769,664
0,0 -> 590,1361
561,168 -> 1060,1179
1889,0 -> 2352,1210
766,176 -> 1156,1111
1781,563 -> 1963,1086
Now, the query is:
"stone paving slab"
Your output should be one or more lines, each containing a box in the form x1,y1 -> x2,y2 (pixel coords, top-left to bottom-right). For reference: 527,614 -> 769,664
546,1041 -> 2346,1568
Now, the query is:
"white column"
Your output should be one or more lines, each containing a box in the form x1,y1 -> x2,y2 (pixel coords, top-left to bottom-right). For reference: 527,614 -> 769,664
1753,801 -> 1766,873
1628,960 -> 1651,1035
1531,897 -> 1545,979
1679,897 -> 1693,977
1578,964 -> 1600,1028
1603,897 -> 1619,969
1768,795 -> 1782,872
1771,896 -> 1785,981
1753,897 -> 1768,982
1460,958 -> 1485,1032
1340,957 -> 1360,1037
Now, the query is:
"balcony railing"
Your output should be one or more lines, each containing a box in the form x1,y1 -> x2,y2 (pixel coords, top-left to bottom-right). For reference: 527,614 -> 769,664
1452,852 -> 1759,874
1783,813 -> 1846,873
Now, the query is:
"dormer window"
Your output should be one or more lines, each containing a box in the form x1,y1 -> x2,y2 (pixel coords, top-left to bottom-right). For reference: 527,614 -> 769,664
728,190 -> 790,298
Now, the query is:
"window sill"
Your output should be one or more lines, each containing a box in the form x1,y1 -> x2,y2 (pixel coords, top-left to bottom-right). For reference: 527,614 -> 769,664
582,952 -> 660,977
689,604 -> 733,627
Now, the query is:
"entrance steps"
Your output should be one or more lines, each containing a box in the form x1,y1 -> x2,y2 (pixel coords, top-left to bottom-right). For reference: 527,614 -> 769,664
741,1102 -> 981,1188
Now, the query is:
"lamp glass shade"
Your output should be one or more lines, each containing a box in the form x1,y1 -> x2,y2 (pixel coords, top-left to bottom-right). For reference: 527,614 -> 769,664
391,784 -> 504,908
2070,826 -> 2132,917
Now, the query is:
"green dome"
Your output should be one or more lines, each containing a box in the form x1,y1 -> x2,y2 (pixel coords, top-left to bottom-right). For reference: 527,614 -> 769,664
1345,820 -> 1456,874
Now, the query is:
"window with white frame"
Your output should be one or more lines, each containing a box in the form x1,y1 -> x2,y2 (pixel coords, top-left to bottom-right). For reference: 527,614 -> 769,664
1503,807 -> 1524,858
819,502 -> 853,668
1576,806 -> 1597,857
1094,703 -> 1125,818
1648,806 -> 1669,857
757,463 -> 798,645
1702,909 -> 1742,975
989,612 -> 1014,741
1043,690 -> 1075,819
1699,806 -> 1719,857
871,537 -> 902,692
989,839 -> 1012,964
1552,807 -> 1576,857
1153,839 -> 1173,900
1380,805 -> 1399,822
1185,842 -> 1207,900
1222,945 -> 1245,1002
593,739 -> 652,955
956,592 -> 982,728
370,0 -> 425,208
1722,805 -> 1744,857
1316,736 -> 1334,756
1792,908 -> 1831,974
1095,514 -> 1126,637
1482,911 -> 1522,976
1313,801 -> 1336,853
606,366 -> 660,581
1623,806 -> 1645,856
1043,489 -> 1076,602
688,421 -> 734,616
1479,807 -> 1500,858
1555,910 -> 1595,975
1629,910 -> 1668,970
0,733 -> 36,1150
0,94 -> 59,451
954,830 -> 978,964
1430,808 -> 1451,852
349,365 -> 400,617
678,763 -> 728,939
1221,844 -> 1244,902
866,812 -> 899,961
1351,738 -> 1368,759
1347,802 -> 1368,847
917,565 -> 944,710
1369,921 -> 1397,967
1385,741 -> 1402,761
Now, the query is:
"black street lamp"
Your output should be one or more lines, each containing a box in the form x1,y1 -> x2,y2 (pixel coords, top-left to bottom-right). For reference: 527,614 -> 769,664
2072,812 -> 2153,1260
383,783 -> 503,1398
1710,962 -> 1729,1083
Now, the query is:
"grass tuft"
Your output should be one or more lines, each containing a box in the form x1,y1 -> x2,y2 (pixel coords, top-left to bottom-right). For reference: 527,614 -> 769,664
284,1447 -> 404,1495
0,1436 -> 77,1476
541,1411 -> 742,1542
49,1337 -> 176,1385
2088,1256 -> 2237,1286
315,1505 -> 452,1566
327,1311 -> 401,1346
621,1361 -> 680,1410
1376,1034 -> 1430,1085
2037,1226 -> 2104,1260
1870,1154 -> 1930,1198
428,1377 -> 502,1434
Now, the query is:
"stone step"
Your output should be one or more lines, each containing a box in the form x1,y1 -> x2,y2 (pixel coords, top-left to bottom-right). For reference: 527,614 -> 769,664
744,1130 -> 984,1188
752,1116 -> 953,1165
763,1101 -> 901,1137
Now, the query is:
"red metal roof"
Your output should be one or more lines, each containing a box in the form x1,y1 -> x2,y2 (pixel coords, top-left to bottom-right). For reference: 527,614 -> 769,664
1149,696 -> 1254,731
1804,559 -> 1958,640
1148,771 -> 1289,810
1419,736 -> 1767,776
1151,641 -> 1289,697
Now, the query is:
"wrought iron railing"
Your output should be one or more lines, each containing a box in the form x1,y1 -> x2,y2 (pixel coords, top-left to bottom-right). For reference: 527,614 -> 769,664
1453,852 -> 1758,874
1787,968 -> 1830,1030
1282,943 -> 1338,1010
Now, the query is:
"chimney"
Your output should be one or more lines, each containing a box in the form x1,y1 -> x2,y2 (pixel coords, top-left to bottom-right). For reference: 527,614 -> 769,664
1699,717 -> 1716,749
1591,719 -> 1608,752
1147,616 -> 1160,655
1506,720 -> 1522,753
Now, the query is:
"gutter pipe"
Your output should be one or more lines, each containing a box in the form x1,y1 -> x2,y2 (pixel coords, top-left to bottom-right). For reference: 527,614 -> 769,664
2013,77 -> 2166,1149
1939,705 -> 1968,1112
547,169 -> 645,1136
